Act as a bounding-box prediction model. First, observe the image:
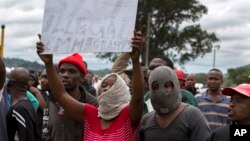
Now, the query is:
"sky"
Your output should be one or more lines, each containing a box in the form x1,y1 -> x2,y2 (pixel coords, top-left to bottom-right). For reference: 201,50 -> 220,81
0,0 -> 250,74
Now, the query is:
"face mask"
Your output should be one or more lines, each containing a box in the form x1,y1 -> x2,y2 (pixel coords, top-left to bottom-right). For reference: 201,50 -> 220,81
149,66 -> 181,115
97,73 -> 130,120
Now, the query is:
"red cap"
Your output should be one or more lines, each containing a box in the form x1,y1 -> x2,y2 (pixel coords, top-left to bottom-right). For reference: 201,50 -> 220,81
222,84 -> 250,97
175,69 -> 186,82
58,53 -> 87,75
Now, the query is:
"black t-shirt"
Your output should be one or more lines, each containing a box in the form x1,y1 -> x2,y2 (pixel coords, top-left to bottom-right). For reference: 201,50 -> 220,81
139,105 -> 211,141
6,99 -> 41,141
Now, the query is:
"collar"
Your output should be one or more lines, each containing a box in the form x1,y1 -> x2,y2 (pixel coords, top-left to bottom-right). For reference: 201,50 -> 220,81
202,89 -> 227,102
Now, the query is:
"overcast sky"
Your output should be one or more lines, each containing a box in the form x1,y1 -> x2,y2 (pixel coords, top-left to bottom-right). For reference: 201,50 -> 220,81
0,0 -> 250,74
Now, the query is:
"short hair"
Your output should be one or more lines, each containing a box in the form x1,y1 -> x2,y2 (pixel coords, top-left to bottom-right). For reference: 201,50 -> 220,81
151,55 -> 174,69
208,68 -> 223,79
29,70 -> 39,87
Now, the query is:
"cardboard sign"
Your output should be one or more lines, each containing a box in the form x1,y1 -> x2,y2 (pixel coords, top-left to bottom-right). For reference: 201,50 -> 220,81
41,0 -> 138,54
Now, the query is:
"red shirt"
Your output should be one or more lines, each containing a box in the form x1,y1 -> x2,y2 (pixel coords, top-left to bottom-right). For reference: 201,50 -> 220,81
83,104 -> 138,141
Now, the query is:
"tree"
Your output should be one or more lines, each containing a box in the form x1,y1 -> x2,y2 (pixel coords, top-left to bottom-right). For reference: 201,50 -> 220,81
226,65 -> 250,85
96,0 -> 220,66
195,73 -> 207,84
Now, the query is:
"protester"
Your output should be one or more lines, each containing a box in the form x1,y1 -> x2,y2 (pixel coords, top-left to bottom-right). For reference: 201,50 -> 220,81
0,57 -> 8,141
175,69 -> 198,107
206,83 -> 250,141
147,55 -> 174,75
6,67 -> 41,141
195,68 -> 231,131
186,74 -> 199,95
139,66 -> 211,141
93,75 -> 101,89
41,54 -> 97,141
36,30 -> 146,141
144,55 -> 175,113
28,70 -> 46,138
82,70 -> 97,97
5,74 -> 40,111
39,68 -> 54,140
144,55 -> 198,113
124,66 -> 149,95
29,71 -> 45,109
111,52 -> 148,95
175,69 -> 186,89
85,71 -> 94,86
29,70 -> 40,88
82,61 -> 97,97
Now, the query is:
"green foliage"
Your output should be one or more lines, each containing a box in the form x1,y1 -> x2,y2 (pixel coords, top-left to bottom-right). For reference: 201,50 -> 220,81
190,65 -> 250,87
226,65 -> 250,85
222,78 -> 235,87
195,73 -> 207,84
96,0 -> 220,66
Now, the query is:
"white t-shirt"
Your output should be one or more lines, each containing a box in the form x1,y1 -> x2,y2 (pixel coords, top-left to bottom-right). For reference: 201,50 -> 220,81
145,99 -> 154,112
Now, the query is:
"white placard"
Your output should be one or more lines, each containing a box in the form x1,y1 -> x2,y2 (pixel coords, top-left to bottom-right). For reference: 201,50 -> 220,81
41,0 -> 138,54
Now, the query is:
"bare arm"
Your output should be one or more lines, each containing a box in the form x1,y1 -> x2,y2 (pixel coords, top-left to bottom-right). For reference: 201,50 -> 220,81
129,30 -> 147,127
36,40 -> 83,122
111,52 -> 130,74
29,86 -> 46,110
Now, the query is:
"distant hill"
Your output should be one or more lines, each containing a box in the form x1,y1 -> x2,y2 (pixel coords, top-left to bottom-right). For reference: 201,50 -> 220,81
3,57 -> 111,76
3,57 -> 44,72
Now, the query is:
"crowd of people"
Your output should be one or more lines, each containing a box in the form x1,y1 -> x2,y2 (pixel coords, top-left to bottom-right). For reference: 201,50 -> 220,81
1,28 -> 250,141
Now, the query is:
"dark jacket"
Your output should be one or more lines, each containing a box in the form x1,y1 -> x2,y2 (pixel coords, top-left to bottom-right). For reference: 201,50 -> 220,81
42,86 -> 97,141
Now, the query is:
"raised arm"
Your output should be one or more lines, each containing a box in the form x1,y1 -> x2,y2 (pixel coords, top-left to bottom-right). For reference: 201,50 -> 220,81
111,52 -> 130,74
129,30 -> 147,127
36,40 -> 83,122
29,87 -> 46,110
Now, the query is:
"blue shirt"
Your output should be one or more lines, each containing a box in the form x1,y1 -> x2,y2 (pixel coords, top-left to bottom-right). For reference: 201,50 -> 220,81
195,89 -> 231,131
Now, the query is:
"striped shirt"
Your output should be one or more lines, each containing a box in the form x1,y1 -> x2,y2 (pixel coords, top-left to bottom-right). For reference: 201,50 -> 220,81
195,89 -> 231,131
83,104 -> 138,141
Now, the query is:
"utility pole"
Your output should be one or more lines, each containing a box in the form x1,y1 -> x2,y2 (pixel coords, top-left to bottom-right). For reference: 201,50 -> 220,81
213,48 -> 216,68
0,25 -> 5,57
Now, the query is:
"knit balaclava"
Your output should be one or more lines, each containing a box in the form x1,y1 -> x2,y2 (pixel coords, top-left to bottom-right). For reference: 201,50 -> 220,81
96,73 -> 131,120
149,66 -> 181,115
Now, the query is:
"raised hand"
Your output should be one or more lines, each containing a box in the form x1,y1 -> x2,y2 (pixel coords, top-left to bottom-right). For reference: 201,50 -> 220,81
36,34 -> 53,64
130,26 -> 148,62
